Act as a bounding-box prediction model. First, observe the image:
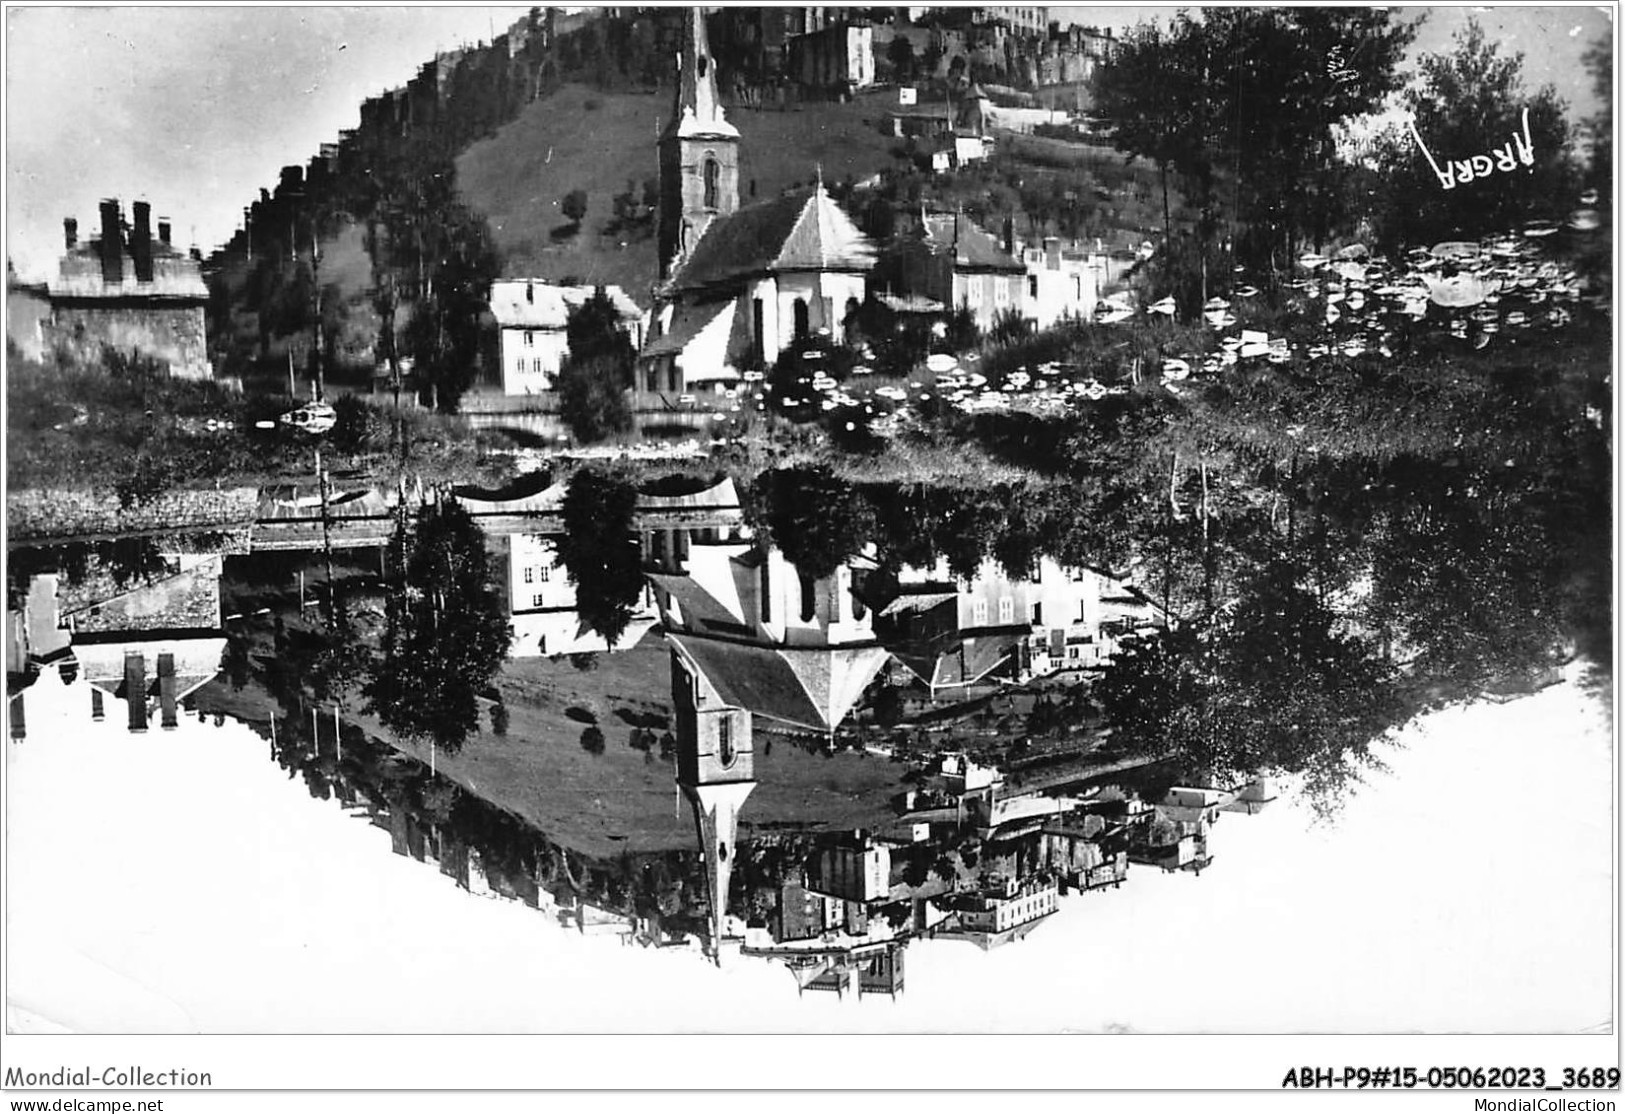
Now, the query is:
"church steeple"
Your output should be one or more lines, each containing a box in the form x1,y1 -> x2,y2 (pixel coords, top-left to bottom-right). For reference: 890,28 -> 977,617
671,644 -> 757,965
658,7 -> 741,280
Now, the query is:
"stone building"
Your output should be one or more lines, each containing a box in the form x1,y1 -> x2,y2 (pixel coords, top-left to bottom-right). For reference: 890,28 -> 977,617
43,199 -> 211,379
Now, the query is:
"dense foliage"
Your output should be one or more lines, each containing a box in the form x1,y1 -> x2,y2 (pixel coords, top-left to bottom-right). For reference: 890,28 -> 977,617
555,467 -> 645,647
365,498 -> 512,753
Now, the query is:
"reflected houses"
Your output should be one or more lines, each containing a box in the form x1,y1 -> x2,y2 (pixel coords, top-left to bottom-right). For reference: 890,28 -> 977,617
862,555 -> 1164,702
505,532 -> 657,657
6,556 -> 226,738
935,874 -> 1060,950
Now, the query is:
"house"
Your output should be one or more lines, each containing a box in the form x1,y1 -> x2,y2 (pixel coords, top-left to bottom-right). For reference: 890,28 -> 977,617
1041,811 -> 1130,891
865,556 -> 1163,696
882,211 -> 1025,334
42,199 -> 211,378
937,874 -> 1059,949
1022,236 -> 1110,328
504,532 -> 657,656
773,879 -> 846,942
1128,810 -> 1212,874
641,9 -> 878,396
7,561 -> 226,737
787,22 -> 875,93
488,280 -> 644,396
807,832 -> 893,904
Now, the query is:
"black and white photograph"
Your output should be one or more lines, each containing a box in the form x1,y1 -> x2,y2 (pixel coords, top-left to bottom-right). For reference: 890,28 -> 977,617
2,1 -> 1616,1103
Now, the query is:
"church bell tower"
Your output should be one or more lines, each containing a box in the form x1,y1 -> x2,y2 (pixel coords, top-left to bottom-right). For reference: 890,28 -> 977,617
658,7 -> 741,280
671,646 -> 756,964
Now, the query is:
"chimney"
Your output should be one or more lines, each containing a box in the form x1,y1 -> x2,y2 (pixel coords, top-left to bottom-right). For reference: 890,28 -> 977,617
1002,215 -> 1015,257
158,652 -> 178,730
1044,235 -> 1060,271
99,198 -> 124,285
63,217 -> 78,250
132,201 -> 154,283
91,688 -> 105,722
125,652 -> 149,733
158,217 -> 172,246
9,694 -> 24,741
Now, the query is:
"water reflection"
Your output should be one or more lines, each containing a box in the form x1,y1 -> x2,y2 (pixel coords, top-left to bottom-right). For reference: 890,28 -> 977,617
5,408 -> 1601,1001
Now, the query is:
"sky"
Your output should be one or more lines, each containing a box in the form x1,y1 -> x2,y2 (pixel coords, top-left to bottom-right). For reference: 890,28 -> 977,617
3,6 -> 1614,283
6,662 -> 1613,1078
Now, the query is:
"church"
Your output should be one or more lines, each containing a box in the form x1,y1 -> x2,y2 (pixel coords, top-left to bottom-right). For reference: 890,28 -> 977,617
638,9 -> 878,397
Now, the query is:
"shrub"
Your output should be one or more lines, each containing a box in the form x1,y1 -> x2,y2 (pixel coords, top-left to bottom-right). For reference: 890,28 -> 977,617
489,701 -> 509,736
579,725 -> 606,755
331,394 -> 384,454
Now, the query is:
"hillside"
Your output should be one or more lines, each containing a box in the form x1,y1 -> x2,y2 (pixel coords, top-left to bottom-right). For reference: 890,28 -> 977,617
456,83 -> 910,295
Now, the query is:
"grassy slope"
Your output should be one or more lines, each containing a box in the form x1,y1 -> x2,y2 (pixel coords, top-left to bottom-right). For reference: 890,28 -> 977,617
456,83 -> 908,295
206,565 -> 904,859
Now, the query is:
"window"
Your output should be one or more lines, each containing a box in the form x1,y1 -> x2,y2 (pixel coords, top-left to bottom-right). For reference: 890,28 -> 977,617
703,156 -> 720,209
718,715 -> 735,767
1073,275 -> 1083,300
1077,600 -> 1089,622
998,597 -> 1014,624
516,357 -> 525,371
523,567 -> 535,584
793,298 -> 810,339
1031,602 -> 1043,625
534,359 -> 545,374
760,562 -> 772,624
973,600 -> 988,626
995,281 -> 1010,307
533,593 -> 546,608
1028,274 -> 1038,298
966,281 -> 982,307
799,572 -> 816,622
524,330 -> 535,347
538,565 -> 550,582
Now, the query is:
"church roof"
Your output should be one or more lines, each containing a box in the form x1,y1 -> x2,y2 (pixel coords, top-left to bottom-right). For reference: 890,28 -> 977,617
641,299 -> 735,359
673,187 -> 877,292
669,633 -> 890,733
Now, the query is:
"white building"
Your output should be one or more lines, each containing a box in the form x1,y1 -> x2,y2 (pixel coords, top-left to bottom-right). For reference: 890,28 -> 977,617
505,533 -> 657,656
1021,237 -> 1109,328
489,280 -> 644,396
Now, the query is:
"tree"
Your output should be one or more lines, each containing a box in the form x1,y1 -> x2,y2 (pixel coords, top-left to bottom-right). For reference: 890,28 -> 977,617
580,724 -> 606,755
557,288 -> 636,443
1094,10 -> 1414,295
1581,31 -> 1611,189
365,497 -> 513,754
886,35 -> 915,83
557,355 -> 634,442
756,466 -> 875,581
562,188 -> 589,228
556,468 -> 645,647
1375,18 -> 1575,247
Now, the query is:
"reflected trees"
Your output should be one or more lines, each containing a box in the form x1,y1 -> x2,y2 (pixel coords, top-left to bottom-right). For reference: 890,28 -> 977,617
366,497 -> 511,754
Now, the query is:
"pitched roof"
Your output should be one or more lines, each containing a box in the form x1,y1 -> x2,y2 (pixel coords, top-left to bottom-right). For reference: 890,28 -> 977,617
673,186 -> 877,292
922,213 -> 1024,273
489,281 -> 644,330
641,299 -> 735,359
669,633 -> 890,733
